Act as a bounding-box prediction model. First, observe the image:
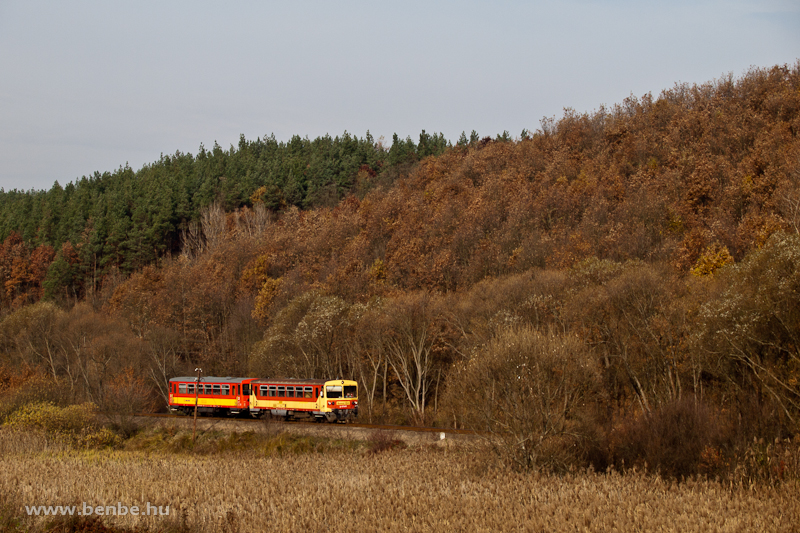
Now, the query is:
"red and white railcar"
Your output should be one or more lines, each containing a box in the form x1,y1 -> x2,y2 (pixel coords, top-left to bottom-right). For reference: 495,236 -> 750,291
168,376 -> 257,416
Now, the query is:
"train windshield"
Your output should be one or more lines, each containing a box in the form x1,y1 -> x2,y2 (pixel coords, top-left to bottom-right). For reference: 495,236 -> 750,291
344,385 -> 357,398
326,385 -> 342,399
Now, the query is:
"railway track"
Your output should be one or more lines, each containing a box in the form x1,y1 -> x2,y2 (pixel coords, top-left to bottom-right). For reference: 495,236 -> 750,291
136,412 -> 475,436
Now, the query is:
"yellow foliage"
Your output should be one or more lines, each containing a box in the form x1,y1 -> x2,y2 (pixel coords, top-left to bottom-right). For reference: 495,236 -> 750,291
370,258 -> 386,281
754,214 -> 784,248
252,277 -> 283,321
249,185 -> 267,204
691,243 -> 734,277
666,211 -> 684,234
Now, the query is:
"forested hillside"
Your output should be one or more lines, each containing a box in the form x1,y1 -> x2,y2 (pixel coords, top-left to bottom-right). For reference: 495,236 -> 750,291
2,63 -> 799,476
0,130 -> 450,303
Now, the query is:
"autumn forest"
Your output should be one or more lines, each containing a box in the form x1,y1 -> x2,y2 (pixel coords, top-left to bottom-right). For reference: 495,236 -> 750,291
1,63 -> 799,476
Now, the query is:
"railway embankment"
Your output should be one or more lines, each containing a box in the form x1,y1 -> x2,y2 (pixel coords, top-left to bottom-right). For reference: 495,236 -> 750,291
132,413 -> 478,448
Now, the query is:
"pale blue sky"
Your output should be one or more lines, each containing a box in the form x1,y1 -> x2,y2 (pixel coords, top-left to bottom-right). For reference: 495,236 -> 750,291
1,1 -> 798,191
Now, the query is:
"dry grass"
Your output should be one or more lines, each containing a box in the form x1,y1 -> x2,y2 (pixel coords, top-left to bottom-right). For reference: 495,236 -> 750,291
2,434 -> 799,533
0,428 -> 69,456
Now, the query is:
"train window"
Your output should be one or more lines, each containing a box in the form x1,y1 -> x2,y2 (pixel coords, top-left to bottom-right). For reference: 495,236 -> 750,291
203,384 -> 212,395
188,384 -> 195,394
277,386 -> 285,397
179,384 -> 187,394
344,386 -> 357,398
243,384 -> 250,396
269,386 -> 277,397
315,387 -> 319,398
222,385 -> 230,395
213,385 -> 221,395
286,387 -> 294,398
326,385 -> 342,399
259,385 -> 269,397
305,387 -> 313,399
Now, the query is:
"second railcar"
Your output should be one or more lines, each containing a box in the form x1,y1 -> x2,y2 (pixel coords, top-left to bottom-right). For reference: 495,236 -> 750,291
249,378 -> 358,422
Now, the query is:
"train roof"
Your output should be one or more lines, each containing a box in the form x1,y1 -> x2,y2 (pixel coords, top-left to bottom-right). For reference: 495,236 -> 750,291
251,378 -> 357,385
251,378 -> 328,385
169,377 -> 357,385
169,376 -> 254,383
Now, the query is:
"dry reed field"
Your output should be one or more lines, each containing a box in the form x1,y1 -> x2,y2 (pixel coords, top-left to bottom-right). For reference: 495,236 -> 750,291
1,430 -> 799,533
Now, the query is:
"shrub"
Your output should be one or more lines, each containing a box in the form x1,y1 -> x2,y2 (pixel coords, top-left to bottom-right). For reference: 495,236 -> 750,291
448,326 -> 600,471
0,367 -> 67,423
366,430 -> 406,455
4,401 -> 98,434
3,401 -> 120,449
100,367 -> 157,438
609,396 -> 726,478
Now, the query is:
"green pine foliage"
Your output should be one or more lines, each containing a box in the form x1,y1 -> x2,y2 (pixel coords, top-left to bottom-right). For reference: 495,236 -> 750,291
0,130 -> 449,297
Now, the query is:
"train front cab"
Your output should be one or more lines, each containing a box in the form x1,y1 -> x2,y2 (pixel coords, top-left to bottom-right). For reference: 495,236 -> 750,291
319,379 -> 358,423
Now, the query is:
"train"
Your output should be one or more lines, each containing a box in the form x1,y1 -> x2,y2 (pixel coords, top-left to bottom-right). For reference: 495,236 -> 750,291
167,376 -> 358,422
